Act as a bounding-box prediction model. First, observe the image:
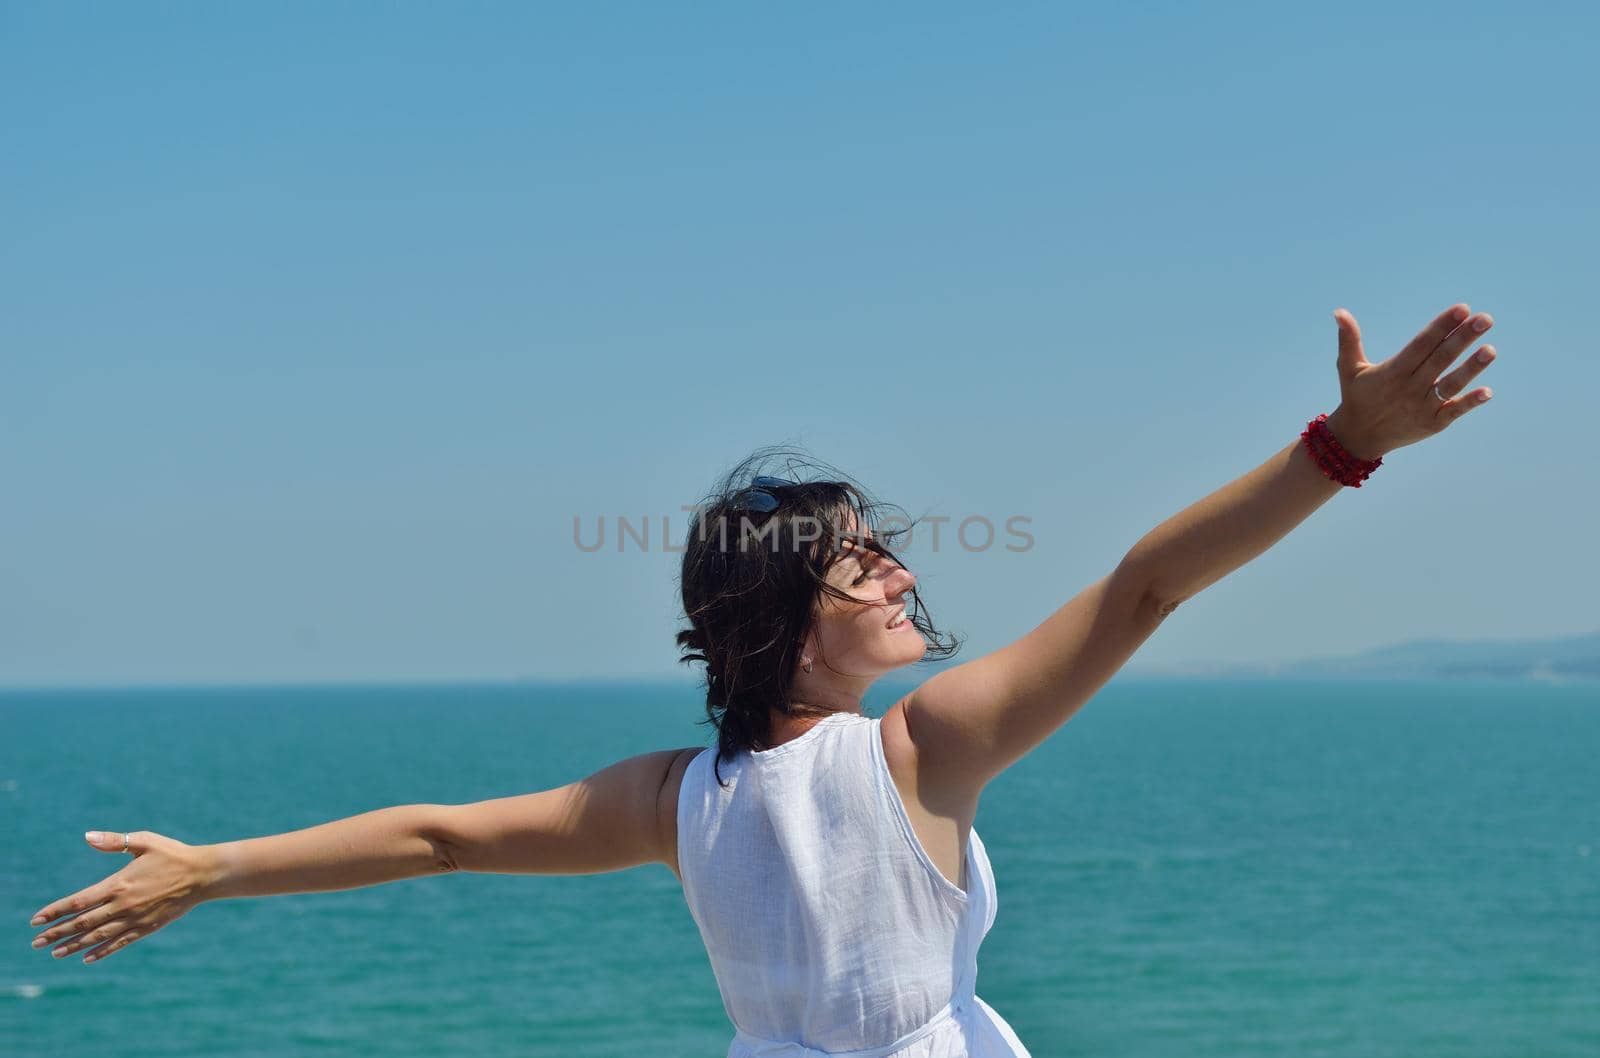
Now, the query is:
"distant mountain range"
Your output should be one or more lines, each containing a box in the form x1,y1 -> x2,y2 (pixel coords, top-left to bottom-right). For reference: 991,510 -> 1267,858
1127,630 -> 1600,683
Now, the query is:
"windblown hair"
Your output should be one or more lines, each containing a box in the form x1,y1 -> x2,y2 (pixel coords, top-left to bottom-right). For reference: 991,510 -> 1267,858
676,445 -> 961,786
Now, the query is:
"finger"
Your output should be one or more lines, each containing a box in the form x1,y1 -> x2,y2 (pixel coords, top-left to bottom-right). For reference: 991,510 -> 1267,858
1433,385 -> 1494,428
1415,312 -> 1493,380
1432,344 -> 1496,400
30,882 -> 116,928
81,930 -> 140,965
1332,308 -> 1369,377
83,920 -> 166,965
47,913 -> 132,960
32,900 -> 120,951
1395,303 -> 1471,374
88,830 -> 149,854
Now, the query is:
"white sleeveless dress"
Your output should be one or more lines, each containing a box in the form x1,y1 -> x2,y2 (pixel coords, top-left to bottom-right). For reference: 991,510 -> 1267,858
676,710 -> 1033,1058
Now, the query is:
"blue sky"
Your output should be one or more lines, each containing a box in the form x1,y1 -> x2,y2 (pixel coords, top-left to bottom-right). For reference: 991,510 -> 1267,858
3,2 -> 1593,687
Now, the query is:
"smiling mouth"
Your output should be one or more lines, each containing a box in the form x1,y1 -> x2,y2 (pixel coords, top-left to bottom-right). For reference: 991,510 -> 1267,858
886,605 -> 909,630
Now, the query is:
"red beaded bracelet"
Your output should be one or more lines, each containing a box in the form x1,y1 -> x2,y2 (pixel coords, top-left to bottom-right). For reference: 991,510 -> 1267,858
1301,413 -> 1382,488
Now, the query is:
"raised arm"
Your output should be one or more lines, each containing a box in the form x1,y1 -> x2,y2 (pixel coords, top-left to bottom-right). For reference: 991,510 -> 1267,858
901,303 -> 1498,794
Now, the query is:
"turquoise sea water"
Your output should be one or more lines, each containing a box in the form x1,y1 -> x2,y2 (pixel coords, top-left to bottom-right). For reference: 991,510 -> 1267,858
4,678 -> 1596,1057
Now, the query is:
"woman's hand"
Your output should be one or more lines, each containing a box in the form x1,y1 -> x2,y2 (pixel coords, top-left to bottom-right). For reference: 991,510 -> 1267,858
28,830 -> 219,965
1324,303 -> 1498,461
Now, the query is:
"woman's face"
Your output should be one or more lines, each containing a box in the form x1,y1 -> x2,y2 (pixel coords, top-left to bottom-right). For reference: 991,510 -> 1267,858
805,526 -> 927,679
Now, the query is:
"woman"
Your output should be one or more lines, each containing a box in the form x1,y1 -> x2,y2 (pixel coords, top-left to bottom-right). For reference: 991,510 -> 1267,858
29,304 -> 1498,1056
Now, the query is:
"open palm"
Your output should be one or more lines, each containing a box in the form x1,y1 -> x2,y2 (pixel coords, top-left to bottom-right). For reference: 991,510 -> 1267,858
1332,303 -> 1497,456
29,830 -> 213,965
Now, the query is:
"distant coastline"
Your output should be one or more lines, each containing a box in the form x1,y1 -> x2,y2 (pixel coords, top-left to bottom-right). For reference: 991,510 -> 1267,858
1126,630 -> 1600,683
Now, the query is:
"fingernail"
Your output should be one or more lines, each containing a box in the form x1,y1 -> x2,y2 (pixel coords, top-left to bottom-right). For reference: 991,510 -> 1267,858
1472,316 -> 1491,332
30,914 -> 44,925
32,936 -> 46,947
85,831 -> 101,843
1476,348 -> 1494,363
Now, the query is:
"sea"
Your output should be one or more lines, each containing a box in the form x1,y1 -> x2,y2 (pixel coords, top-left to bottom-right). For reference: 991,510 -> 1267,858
3,677 -> 1596,1057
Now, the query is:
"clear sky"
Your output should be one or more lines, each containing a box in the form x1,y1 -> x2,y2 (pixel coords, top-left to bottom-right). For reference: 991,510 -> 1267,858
3,2 -> 1593,688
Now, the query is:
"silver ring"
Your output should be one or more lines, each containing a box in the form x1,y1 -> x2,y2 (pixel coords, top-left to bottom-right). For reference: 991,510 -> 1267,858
121,833 -> 130,854
1431,384 -> 1446,403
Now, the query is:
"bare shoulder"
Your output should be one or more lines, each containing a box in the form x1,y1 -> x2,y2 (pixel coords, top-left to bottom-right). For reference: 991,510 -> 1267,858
879,697 -> 919,780
657,745 -> 705,883
898,565 -> 1162,788
881,697 -> 982,832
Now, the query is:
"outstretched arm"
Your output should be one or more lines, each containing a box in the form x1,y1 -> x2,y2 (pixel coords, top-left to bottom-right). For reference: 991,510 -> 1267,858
201,746 -> 702,890
30,746 -> 701,964
1130,304 -> 1493,608
901,303 -> 1498,793
204,805 -> 454,898
28,807 -> 455,965
425,746 -> 700,875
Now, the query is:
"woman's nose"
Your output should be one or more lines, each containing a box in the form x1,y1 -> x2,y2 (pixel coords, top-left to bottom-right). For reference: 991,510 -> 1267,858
887,565 -> 916,594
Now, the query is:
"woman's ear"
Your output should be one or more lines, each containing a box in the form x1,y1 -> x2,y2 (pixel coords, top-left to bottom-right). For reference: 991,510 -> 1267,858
796,630 -> 819,673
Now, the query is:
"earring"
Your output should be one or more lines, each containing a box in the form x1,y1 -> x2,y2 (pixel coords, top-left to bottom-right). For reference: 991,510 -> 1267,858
801,656 -> 813,673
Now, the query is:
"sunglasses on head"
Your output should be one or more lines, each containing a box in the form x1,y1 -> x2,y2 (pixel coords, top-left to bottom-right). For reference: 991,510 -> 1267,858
731,475 -> 797,514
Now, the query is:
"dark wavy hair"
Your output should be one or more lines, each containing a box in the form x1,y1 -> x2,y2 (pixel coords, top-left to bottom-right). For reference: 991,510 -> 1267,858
676,445 -> 961,786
